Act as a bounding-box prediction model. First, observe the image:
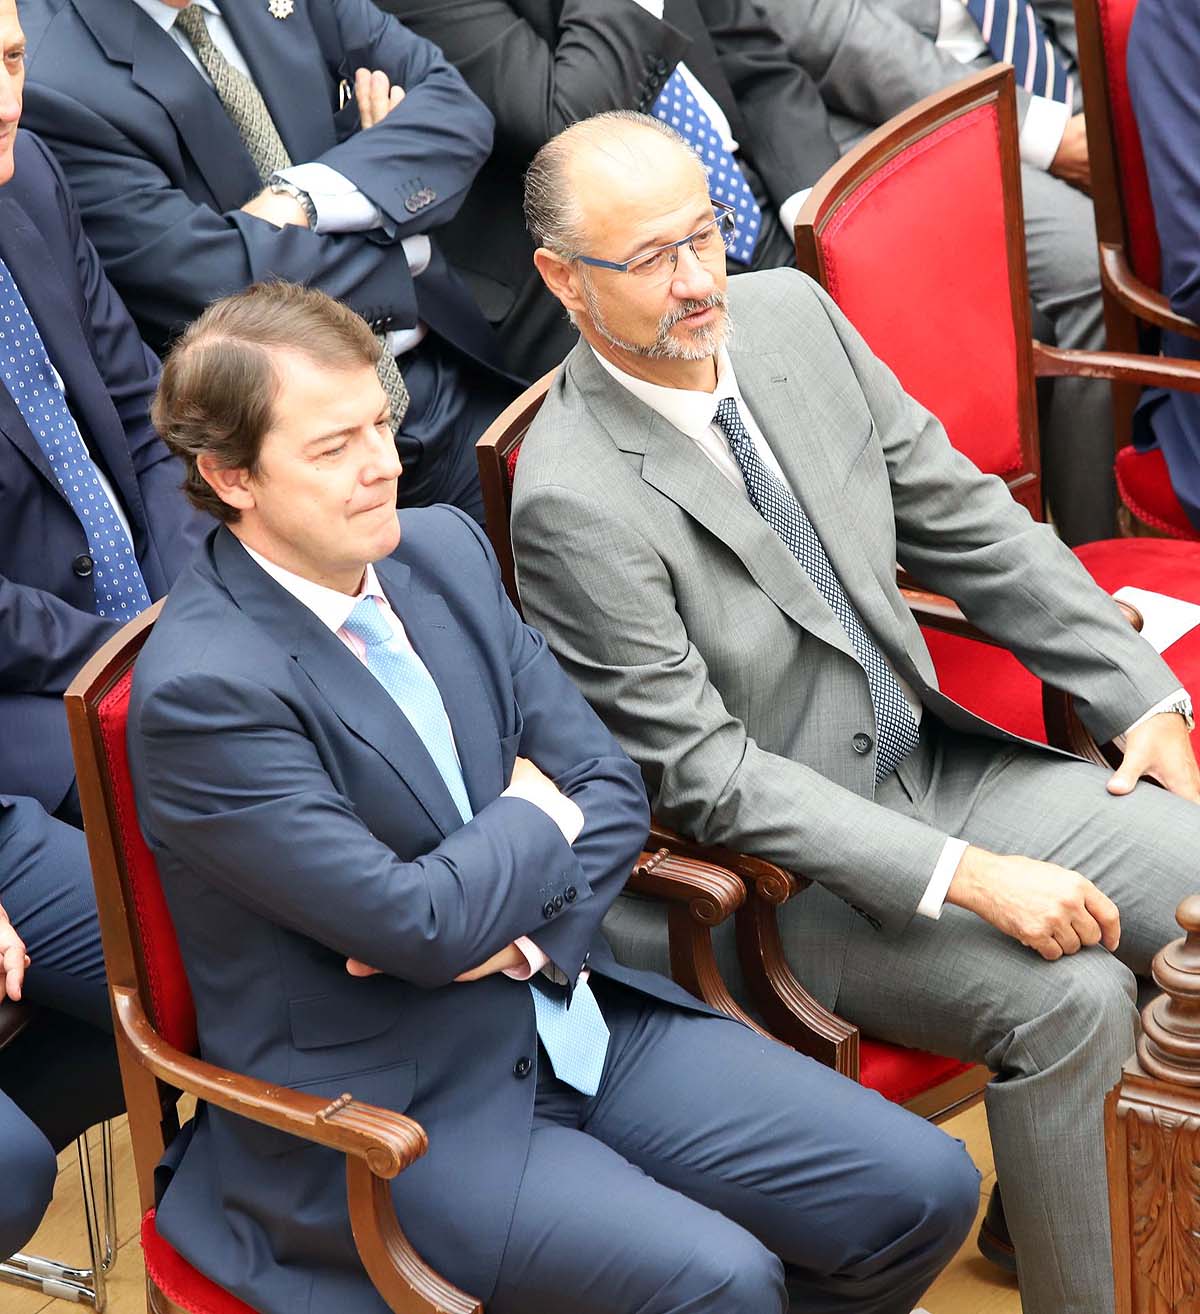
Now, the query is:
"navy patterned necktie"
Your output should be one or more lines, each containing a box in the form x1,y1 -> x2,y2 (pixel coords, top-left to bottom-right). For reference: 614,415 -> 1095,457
651,68 -> 762,266
962,0 -> 1073,104
713,398 -> 919,782
0,258 -> 151,622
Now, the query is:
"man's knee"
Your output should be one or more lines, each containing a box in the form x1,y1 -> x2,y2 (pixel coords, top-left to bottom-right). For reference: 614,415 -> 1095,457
0,1107 -> 55,1258
876,1123 -> 980,1269
683,1228 -> 785,1312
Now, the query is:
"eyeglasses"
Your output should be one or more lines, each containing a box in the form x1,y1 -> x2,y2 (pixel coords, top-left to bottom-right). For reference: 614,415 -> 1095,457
575,200 -> 738,284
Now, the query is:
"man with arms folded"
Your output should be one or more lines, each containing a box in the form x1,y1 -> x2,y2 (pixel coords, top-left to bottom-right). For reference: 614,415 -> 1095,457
128,281 -> 978,1314
510,110 -> 1200,1314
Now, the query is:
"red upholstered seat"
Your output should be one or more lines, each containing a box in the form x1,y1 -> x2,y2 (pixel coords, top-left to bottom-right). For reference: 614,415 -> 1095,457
95,668 -> 197,1055
1115,445 -> 1200,540
859,1040 -> 973,1106
141,1211 -> 257,1314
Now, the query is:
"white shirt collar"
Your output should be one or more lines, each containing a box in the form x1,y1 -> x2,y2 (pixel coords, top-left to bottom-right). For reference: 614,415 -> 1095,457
241,542 -> 384,635
130,0 -> 220,34
591,345 -> 743,441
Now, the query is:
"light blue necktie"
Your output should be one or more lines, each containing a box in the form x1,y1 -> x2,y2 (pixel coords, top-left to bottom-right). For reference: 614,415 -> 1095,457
712,399 -> 919,782
0,258 -> 151,622
342,597 -> 611,1095
963,0 -> 1074,104
651,68 -> 762,266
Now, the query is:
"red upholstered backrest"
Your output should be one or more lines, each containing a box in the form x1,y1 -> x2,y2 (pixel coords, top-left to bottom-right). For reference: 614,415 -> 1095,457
95,668 -> 197,1055
505,440 -> 522,489
817,106 -> 1024,481
1097,0 -> 1161,289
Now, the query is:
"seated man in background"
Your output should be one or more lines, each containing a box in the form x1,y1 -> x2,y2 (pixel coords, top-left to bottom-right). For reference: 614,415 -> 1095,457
21,0 -> 518,522
1127,0 -> 1200,532
380,0 -> 842,380
753,0 -> 1112,545
129,279 -> 979,1314
510,111 -> 1200,1314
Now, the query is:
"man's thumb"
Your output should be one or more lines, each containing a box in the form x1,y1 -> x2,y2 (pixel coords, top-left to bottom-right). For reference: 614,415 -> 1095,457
1107,758 -> 1140,796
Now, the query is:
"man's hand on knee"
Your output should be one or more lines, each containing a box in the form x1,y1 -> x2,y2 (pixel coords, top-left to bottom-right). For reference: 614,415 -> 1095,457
1050,113 -> 1091,194
946,847 -> 1120,960
1108,711 -> 1200,803
0,900 -> 29,1001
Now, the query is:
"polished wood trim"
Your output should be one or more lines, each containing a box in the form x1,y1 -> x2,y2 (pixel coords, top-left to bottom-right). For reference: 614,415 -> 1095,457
1032,342 -> 1200,391
903,1066 -> 990,1123
1099,246 -> 1200,342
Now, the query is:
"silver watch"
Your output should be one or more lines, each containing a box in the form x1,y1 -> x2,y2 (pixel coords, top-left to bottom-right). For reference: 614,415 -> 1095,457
1165,696 -> 1195,731
267,175 -> 318,228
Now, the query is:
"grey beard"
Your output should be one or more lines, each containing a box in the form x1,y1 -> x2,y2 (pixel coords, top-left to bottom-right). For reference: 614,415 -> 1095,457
582,285 -> 732,361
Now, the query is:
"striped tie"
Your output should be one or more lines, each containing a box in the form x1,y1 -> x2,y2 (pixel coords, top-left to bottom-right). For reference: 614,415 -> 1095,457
962,0 -> 1074,104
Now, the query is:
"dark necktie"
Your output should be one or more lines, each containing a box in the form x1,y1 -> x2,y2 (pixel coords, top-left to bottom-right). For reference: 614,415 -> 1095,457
712,398 -> 919,782
173,5 -> 411,429
962,0 -> 1073,104
0,258 -> 151,622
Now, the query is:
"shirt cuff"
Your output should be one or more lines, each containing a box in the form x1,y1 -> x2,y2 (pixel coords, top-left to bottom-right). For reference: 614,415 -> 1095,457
1018,96 -> 1072,171
502,936 -> 549,980
275,162 -> 383,234
1121,689 -> 1193,738
626,0 -> 664,17
778,188 -> 813,242
916,837 -> 970,920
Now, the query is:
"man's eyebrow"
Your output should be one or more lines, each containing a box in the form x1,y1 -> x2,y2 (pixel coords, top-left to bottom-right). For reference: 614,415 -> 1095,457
620,207 -> 717,262
303,426 -> 354,450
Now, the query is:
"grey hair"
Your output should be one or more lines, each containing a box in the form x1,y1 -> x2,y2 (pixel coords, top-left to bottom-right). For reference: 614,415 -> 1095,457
523,110 -> 707,258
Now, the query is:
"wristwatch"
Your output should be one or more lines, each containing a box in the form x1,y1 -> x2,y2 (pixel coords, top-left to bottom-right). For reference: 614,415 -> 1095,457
267,175 -> 317,229
1165,696 -> 1195,731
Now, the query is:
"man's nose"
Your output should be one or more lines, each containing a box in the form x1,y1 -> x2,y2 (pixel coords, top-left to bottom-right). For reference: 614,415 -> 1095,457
669,241 -> 717,300
365,425 -> 403,481
0,74 -> 21,125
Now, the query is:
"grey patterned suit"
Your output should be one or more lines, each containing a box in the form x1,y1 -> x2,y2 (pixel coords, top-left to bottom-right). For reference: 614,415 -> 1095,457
511,268 -> 1200,1314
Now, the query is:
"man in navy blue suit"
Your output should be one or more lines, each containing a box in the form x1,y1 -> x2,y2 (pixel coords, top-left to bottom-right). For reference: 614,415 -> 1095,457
1127,0 -> 1200,531
20,0 -> 519,522
130,279 -> 980,1314
0,0 -> 203,1261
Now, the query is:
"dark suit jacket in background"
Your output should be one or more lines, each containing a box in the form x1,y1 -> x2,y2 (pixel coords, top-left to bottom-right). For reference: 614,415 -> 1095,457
0,130 -> 207,814
128,510 -> 711,1313
1127,0 -> 1200,531
381,0 -> 841,379
20,0 -> 504,377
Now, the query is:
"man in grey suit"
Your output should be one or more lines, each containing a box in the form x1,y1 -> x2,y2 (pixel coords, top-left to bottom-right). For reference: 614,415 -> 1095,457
510,112 -> 1200,1314
752,0 -> 1109,547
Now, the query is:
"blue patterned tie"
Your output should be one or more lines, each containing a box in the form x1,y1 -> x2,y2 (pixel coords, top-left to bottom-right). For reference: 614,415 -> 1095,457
652,68 -> 762,266
963,0 -> 1073,104
713,399 -> 919,782
0,259 -> 151,622
343,597 -> 611,1095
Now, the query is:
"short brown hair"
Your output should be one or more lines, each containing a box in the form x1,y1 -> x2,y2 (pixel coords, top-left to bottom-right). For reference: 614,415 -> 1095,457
153,282 -> 381,523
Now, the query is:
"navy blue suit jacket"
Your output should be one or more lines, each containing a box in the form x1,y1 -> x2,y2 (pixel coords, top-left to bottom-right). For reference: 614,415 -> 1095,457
0,130 -> 207,813
127,511 -> 711,1312
1128,0 -> 1200,529
21,0 -> 505,372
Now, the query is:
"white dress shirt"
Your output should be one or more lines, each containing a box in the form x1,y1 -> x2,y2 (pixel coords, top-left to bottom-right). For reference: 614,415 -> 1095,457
937,0 -> 1071,169
130,0 -> 429,356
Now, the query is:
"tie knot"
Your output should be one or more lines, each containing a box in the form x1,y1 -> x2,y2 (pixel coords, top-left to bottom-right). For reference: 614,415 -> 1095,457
174,6 -> 213,47
343,597 -> 393,648
713,396 -> 744,438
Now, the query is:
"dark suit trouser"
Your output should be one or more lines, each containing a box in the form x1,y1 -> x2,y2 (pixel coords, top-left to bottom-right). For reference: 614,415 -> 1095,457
0,796 -> 121,1258
488,977 -> 979,1314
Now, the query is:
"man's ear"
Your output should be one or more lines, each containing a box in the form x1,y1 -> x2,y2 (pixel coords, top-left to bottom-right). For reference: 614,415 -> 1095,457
533,247 -> 587,316
197,453 -> 256,514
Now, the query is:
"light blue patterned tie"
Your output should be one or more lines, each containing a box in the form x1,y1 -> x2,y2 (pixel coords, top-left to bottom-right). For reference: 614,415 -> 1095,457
0,258 -> 151,622
652,68 -> 762,266
963,0 -> 1073,104
713,399 -> 919,782
343,597 -> 611,1095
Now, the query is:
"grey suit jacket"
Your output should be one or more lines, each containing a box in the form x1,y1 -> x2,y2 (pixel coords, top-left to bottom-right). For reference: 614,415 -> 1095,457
753,0 -> 1080,147
511,269 -> 1176,1002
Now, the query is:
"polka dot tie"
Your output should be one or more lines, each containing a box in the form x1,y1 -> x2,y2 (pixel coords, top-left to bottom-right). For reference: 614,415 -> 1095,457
342,597 -> 611,1091
652,68 -> 762,266
0,258 -> 151,622
713,398 -> 919,782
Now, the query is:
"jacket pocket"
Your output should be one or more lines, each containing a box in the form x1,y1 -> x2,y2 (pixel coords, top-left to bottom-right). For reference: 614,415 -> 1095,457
289,991 -> 397,1051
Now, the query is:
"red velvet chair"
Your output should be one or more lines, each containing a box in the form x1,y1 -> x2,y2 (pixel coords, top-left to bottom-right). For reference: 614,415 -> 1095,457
64,605 -> 765,1314
1073,0 -> 1200,538
794,65 -> 1200,759
478,384 -> 988,1124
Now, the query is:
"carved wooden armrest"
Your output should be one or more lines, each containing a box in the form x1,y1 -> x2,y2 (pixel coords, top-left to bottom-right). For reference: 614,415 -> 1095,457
112,985 -> 482,1314
646,821 -> 805,901
1032,341 -> 1200,393
1099,245 -> 1200,343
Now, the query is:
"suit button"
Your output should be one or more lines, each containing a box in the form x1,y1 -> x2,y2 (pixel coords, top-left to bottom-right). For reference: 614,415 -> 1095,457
513,1056 -> 532,1079
852,732 -> 873,755
72,553 -> 94,578
553,894 -> 564,911
542,900 -> 555,920
655,57 -> 668,74
564,886 -> 577,903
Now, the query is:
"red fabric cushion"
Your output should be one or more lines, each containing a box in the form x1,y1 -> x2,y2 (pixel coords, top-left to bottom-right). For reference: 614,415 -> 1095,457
141,1210 -> 257,1314
859,1038 -> 974,1105
96,668 -> 197,1055
1115,444 -> 1200,540
820,105 -> 1023,481
505,441 -> 522,488
1098,0 -> 1161,289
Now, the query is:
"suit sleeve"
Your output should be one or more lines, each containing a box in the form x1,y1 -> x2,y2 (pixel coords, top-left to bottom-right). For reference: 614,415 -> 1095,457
386,0 -> 689,161
799,275 -> 1181,741
0,576 -> 119,694
512,482 -> 950,937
